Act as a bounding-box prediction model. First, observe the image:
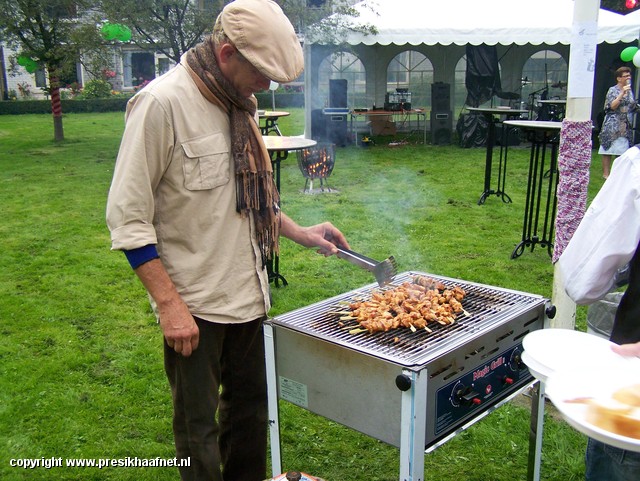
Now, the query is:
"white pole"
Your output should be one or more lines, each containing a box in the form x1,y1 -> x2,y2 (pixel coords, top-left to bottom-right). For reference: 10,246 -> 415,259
303,41 -> 313,139
269,81 -> 279,111
552,0 -> 600,328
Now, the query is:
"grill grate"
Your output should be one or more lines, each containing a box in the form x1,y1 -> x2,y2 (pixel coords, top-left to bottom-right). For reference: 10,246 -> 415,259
271,271 -> 545,367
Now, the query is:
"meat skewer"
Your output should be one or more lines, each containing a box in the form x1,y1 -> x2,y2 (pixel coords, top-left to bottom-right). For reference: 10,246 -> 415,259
340,275 -> 467,334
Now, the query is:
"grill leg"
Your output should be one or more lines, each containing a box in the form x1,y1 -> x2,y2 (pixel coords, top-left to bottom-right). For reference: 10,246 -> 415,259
399,369 -> 427,481
527,381 -> 545,481
263,323 -> 282,476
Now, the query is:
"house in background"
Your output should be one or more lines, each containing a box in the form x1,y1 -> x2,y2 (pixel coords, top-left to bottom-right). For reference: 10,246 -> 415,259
101,45 -> 175,92
1,45 -> 49,99
0,0 -> 221,100
0,41 -> 175,100
0,0 -> 338,101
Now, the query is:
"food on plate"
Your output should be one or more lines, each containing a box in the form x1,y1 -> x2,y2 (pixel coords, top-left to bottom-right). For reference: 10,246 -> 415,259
341,275 -> 466,334
585,398 -> 640,440
612,383 -> 640,407
567,383 -> 640,439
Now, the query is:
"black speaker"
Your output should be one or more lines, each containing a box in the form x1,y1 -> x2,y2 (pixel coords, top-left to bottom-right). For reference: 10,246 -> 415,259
329,79 -> 348,108
431,111 -> 452,145
311,109 -> 326,142
326,113 -> 348,146
431,82 -> 451,113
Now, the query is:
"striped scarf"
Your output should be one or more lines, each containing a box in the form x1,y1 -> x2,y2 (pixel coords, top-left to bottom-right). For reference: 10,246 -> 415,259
185,36 -> 280,264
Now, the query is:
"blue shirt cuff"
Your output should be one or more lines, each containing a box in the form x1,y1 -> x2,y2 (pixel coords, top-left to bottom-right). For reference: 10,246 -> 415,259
123,245 -> 159,269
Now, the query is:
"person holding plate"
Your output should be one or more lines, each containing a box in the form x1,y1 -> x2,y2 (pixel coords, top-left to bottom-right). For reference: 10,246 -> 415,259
613,342 -> 640,357
558,143 -> 640,480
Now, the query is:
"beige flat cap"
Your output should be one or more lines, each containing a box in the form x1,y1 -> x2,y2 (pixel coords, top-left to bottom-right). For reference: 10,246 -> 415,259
220,0 -> 304,83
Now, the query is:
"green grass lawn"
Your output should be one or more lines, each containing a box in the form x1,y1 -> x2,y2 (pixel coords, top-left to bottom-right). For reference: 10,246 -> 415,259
0,110 -> 606,480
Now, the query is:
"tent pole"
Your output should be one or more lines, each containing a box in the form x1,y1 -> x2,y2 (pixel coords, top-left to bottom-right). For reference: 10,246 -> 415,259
552,0 -> 600,329
303,41 -> 313,139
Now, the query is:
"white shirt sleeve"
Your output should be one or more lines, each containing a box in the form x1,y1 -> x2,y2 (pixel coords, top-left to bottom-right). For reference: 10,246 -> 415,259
558,146 -> 640,304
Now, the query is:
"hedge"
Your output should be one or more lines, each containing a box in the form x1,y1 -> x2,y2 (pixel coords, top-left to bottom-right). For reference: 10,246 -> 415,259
0,98 -> 129,115
254,92 -> 304,109
0,93 -> 304,115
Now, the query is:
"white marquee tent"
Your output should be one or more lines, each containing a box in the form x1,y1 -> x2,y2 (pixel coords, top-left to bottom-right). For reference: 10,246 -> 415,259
303,0 -> 640,132
311,0 -> 640,46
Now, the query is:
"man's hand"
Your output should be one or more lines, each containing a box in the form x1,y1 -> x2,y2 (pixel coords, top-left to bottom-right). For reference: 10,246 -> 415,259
279,213 -> 350,256
158,298 -> 200,357
305,221 -> 350,256
133,258 -> 200,357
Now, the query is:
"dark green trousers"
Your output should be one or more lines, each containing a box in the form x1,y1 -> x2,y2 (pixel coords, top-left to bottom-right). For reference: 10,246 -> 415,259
164,316 -> 268,481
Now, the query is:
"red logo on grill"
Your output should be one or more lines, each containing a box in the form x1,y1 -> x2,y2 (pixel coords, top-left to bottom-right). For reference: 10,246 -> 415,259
473,356 -> 506,381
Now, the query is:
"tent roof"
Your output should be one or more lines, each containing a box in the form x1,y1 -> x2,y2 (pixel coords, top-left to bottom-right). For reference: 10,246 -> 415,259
311,0 -> 640,46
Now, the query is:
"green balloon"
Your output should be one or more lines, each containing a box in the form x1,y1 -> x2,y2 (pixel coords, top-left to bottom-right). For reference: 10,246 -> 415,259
115,25 -> 132,42
101,23 -> 131,42
621,46 -> 638,62
101,23 -> 122,41
17,55 -> 38,72
24,60 -> 38,73
101,24 -> 112,39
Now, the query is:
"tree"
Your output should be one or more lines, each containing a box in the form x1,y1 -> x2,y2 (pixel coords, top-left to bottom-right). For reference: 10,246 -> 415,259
100,0 -> 223,64
280,0 -> 377,45
100,0 -> 376,66
0,0 -> 102,141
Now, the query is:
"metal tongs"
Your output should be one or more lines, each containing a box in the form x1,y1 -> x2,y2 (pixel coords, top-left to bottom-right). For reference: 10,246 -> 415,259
336,247 -> 397,287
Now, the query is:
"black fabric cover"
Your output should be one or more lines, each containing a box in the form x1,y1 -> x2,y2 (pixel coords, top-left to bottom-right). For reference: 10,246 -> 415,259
464,45 -> 501,108
456,112 -> 488,148
459,45 -> 501,148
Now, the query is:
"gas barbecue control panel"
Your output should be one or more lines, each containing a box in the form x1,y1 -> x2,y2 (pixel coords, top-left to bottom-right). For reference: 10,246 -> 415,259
434,344 -> 530,435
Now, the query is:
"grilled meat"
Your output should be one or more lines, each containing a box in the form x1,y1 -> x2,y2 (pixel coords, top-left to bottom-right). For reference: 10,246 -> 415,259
347,276 -> 466,333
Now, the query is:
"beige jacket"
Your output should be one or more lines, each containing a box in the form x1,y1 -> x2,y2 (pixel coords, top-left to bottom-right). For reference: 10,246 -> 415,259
106,60 -> 270,323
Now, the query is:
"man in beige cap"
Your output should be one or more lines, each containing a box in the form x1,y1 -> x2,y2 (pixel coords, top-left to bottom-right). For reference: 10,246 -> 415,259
106,1 -> 349,479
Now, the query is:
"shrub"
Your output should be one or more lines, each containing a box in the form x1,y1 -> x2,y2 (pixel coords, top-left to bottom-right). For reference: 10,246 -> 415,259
133,80 -> 151,92
82,79 -> 113,99
17,82 -> 32,98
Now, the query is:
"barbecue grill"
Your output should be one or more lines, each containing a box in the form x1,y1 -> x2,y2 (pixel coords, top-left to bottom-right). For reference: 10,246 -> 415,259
264,271 -> 554,480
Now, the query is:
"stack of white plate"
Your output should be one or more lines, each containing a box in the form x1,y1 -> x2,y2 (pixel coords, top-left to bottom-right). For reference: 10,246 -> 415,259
522,328 -> 640,452
522,328 -> 631,384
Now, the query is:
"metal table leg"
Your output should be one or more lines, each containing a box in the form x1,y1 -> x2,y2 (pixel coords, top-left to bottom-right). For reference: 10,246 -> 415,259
264,323 -> 283,477
399,369 -> 427,481
261,117 -> 283,136
478,114 -> 497,205
478,112 -> 519,205
496,123 -> 513,203
511,129 -> 559,259
528,381 -> 545,481
267,149 -> 288,287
